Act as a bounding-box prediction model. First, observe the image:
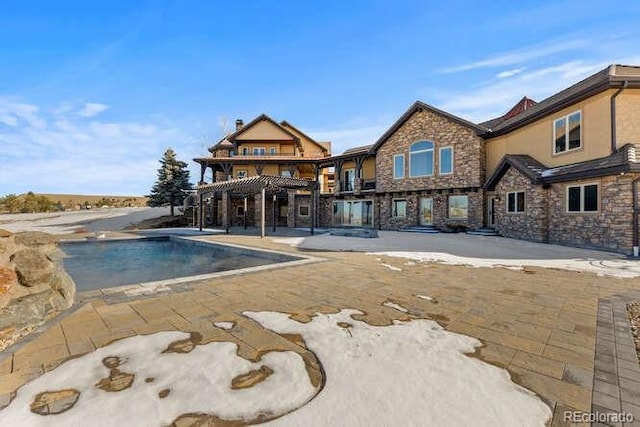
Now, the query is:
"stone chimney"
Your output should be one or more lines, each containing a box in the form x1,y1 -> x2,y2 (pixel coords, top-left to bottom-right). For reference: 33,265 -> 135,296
235,119 -> 244,131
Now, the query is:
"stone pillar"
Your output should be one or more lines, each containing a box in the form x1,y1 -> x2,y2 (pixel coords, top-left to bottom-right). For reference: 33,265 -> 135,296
354,178 -> 362,194
287,190 -> 296,228
255,191 -> 263,232
221,191 -> 230,230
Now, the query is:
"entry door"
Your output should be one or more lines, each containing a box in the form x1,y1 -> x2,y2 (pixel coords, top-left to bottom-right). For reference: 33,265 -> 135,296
419,198 -> 433,225
349,201 -> 363,226
487,196 -> 495,227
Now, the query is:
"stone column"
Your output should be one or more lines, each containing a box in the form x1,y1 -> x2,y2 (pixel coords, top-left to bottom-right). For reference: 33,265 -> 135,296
287,190 -> 296,228
221,191 -> 230,230
255,191 -> 263,233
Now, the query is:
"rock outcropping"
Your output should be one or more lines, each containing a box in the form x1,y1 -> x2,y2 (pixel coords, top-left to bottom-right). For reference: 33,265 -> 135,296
0,230 -> 75,350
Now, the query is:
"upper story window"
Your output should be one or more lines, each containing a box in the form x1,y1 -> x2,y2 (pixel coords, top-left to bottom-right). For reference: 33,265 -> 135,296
554,111 -> 581,154
393,154 -> 404,179
253,147 -> 266,156
439,146 -> 453,175
269,147 -> 276,155
410,141 -> 434,177
343,169 -> 355,192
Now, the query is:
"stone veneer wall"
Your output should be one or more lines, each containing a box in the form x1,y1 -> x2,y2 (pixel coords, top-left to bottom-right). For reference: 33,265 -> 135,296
547,174 -> 637,254
494,168 -> 548,242
376,108 -> 485,193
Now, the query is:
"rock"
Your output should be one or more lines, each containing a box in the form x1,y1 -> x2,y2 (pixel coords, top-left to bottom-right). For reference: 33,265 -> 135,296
14,231 -> 58,247
30,389 -> 80,415
158,389 -> 170,399
10,249 -> 55,288
96,369 -> 135,392
0,267 -> 17,309
0,229 -> 11,238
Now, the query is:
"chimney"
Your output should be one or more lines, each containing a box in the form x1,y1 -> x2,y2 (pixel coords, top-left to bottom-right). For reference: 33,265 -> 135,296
235,119 -> 244,131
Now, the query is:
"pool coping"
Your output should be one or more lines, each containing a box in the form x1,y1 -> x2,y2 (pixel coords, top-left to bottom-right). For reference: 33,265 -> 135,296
64,235 -> 325,304
591,290 -> 640,426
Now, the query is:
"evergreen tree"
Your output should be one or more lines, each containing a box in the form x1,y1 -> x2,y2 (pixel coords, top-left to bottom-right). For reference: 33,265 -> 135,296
147,148 -> 193,216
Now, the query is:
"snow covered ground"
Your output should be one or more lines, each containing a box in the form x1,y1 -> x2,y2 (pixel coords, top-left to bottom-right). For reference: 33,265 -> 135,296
1,309 -> 551,426
372,251 -> 640,278
0,207 -> 168,234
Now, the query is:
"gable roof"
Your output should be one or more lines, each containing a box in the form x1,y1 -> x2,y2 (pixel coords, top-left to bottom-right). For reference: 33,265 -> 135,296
370,101 -> 487,153
485,144 -> 640,189
280,120 -> 330,155
484,65 -> 640,137
480,97 -> 537,130
229,114 -> 300,144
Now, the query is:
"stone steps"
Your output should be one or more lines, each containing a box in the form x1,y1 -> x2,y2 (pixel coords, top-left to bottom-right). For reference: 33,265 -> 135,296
329,228 -> 379,238
400,226 -> 440,234
466,228 -> 499,236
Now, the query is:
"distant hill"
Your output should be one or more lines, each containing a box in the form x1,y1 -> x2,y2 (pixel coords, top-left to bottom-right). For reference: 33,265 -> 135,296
37,194 -> 149,210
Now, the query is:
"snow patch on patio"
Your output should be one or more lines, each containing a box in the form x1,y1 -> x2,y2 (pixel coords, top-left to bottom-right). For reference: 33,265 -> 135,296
271,237 -> 306,247
370,251 -> 640,278
382,301 -> 409,313
0,331 -> 315,426
416,295 -> 433,301
380,263 -> 402,271
246,309 -> 551,426
213,321 -> 235,330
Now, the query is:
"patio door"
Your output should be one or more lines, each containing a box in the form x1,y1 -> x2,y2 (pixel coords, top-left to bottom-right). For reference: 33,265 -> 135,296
419,198 -> 433,225
487,195 -> 495,228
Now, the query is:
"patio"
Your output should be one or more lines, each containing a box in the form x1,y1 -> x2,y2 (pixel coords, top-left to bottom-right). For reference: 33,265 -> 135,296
1,232 -> 640,425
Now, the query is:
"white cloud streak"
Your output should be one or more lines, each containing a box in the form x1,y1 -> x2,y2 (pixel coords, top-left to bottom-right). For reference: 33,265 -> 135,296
77,102 -> 109,117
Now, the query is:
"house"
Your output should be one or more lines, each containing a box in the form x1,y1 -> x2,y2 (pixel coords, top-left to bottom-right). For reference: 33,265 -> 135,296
193,64 -> 640,255
483,64 -> 640,254
193,115 -> 332,228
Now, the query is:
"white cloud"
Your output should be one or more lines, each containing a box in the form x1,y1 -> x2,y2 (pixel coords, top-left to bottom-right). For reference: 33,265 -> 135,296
440,39 -> 588,74
77,102 -> 109,117
496,68 -> 525,79
0,99 -> 191,195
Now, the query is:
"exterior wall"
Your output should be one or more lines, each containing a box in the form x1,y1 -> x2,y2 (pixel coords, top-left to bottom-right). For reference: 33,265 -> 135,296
376,109 -> 484,192
235,120 -> 295,141
486,90 -> 614,177
377,190 -> 483,231
492,168 -> 638,254
618,89 -> 640,145
493,168 -> 548,242
547,174 -> 636,254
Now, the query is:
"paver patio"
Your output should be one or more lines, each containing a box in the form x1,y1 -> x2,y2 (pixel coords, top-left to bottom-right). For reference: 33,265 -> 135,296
1,233 -> 640,426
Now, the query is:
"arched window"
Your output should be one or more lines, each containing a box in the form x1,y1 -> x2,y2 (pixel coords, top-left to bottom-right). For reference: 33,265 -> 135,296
409,141 -> 434,177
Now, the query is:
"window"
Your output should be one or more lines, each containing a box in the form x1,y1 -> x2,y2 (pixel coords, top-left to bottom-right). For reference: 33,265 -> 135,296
567,184 -> 598,212
410,141 -> 434,177
343,169 -> 355,192
236,170 -> 247,179
269,147 -> 276,155
393,154 -> 404,179
439,147 -> 453,175
448,195 -> 468,219
298,205 -> 310,216
392,199 -> 407,218
253,147 -> 266,156
554,111 -> 581,154
507,191 -> 525,213
281,170 -> 293,178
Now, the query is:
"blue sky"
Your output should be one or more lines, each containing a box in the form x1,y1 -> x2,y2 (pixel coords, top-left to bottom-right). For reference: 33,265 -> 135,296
1,0 -> 639,195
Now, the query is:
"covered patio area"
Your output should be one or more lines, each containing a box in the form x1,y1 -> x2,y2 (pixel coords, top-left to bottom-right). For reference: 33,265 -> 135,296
196,175 -> 320,237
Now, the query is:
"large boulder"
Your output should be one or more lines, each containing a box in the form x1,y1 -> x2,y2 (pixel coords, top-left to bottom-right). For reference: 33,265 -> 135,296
11,249 -> 55,288
0,267 -> 17,309
0,232 -> 75,351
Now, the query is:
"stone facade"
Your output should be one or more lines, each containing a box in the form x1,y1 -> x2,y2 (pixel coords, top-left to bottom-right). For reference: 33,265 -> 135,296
548,174 -> 637,253
376,108 -> 485,193
494,168 -> 549,242
492,167 -> 639,254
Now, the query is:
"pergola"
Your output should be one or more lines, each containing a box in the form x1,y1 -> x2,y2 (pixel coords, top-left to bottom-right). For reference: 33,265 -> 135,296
196,175 -> 319,237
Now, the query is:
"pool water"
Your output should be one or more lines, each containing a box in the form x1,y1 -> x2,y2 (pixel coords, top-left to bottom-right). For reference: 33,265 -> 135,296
60,237 -> 299,291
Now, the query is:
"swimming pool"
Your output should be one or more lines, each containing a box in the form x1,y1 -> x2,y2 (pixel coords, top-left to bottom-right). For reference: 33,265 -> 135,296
60,236 -> 302,291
